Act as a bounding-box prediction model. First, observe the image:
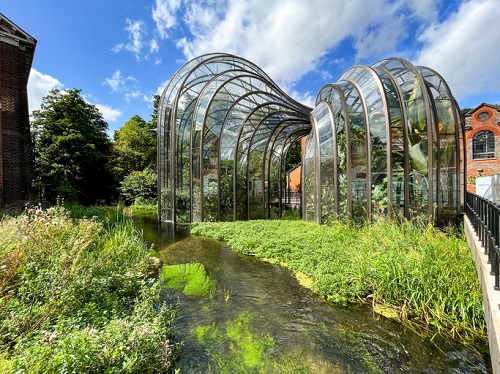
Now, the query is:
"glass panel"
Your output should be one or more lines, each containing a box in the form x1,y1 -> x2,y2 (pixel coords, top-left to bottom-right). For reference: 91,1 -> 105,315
311,102 -> 336,223
158,54 -> 463,225
375,68 -> 405,217
338,81 -> 368,221
248,120 -> 274,220
419,66 -> 459,221
303,131 -> 317,222
376,58 -> 430,217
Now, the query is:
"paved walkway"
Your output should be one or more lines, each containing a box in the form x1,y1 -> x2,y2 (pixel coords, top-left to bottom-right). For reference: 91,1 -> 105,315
465,216 -> 500,373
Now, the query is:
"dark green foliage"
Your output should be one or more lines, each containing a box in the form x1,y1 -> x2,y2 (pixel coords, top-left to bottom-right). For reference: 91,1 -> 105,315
31,89 -> 114,204
461,107 -> 473,116
119,168 -> 157,206
285,138 -> 302,172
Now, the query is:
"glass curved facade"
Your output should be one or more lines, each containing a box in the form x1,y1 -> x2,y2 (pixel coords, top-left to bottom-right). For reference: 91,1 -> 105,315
158,53 -> 465,224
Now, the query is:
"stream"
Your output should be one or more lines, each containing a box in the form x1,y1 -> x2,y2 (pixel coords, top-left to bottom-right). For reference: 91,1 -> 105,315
134,213 -> 491,373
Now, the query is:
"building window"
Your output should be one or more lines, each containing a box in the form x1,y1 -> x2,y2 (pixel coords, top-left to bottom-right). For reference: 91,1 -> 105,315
478,111 -> 490,120
473,130 -> 496,159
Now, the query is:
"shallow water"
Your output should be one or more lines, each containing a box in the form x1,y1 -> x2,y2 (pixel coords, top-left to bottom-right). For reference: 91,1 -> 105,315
135,214 -> 491,373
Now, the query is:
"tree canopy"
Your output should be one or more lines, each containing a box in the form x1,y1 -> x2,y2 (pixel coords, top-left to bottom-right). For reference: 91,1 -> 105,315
31,89 -> 114,204
113,114 -> 156,179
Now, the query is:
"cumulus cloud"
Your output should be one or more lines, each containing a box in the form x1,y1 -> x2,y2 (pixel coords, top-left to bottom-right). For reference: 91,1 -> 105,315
152,0 -> 182,38
416,0 -> 500,101
27,69 -> 121,127
27,68 -> 63,113
143,0 -> 499,106
94,103 -> 123,123
151,0 -> 442,94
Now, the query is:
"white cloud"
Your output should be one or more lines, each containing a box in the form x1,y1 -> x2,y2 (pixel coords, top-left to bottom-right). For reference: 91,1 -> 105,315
27,68 -> 63,113
149,38 -> 160,54
416,0 -> 500,100
94,103 -> 123,123
154,0 -> 439,89
289,90 -> 315,109
103,70 -> 126,92
156,79 -> 170,96
152,0 -> 183,39
125,90 -> 142,102
148,0 -> 500,106
103,70 -> 143,103
113,19 -> 159,61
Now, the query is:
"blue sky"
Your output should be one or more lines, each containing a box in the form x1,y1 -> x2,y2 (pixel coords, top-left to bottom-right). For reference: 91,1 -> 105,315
2,0 -> 500,136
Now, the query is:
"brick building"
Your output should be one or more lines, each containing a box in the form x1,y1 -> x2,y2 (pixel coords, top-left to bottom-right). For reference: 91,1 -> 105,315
0,13 -> 36,207
465,103 -> 500,193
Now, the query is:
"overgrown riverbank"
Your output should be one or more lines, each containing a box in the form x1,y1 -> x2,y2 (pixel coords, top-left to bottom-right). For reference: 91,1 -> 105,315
0,205 -> 177,373
190,218 -> 487,351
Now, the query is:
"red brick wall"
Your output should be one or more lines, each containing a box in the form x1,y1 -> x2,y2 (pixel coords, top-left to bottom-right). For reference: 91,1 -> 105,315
465,105 -> 500,193
0,40 -> 35,206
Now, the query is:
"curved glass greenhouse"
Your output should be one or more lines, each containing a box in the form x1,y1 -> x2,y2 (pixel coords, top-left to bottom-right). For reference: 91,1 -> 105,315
158,53 -> 465,224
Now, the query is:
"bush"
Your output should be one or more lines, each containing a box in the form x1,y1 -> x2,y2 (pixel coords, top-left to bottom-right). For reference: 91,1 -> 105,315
119,169 -> 157,206
0,206 -> 177,373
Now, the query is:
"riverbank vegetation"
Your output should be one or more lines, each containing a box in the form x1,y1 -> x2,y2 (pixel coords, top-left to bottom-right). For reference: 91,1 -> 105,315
190,218 -> 487,350
0,205 -> 177,373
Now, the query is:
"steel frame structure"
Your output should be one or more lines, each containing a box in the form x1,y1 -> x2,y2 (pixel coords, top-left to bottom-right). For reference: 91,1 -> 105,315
158,53 -> 465,224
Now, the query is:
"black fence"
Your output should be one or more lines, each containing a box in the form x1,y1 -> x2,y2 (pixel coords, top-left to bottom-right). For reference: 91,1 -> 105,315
465,191 -> 500,290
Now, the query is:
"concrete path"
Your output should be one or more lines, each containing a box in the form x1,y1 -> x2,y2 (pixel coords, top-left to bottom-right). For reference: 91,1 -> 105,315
465,216 -> 500,373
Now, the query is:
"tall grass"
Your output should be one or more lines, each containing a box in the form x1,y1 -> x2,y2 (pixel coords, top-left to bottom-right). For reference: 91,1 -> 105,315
0,205 -> 177,373
190,218 -> 486,348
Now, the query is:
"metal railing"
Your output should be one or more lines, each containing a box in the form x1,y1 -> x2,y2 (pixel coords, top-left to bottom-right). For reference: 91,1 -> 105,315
465,191 -> 500,290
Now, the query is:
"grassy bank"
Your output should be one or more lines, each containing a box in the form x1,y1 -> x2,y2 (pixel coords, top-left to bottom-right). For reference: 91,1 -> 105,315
0,205 -> 177,373
190,219 -> 486,348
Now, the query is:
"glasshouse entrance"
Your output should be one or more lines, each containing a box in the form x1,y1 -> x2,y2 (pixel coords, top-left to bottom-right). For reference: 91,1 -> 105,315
158,53 -> 465,224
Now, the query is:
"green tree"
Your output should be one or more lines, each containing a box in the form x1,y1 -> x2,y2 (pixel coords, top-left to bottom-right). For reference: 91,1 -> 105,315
113,114 -> 156,179
119,168 -> 157,206
286,138 -> 302,171
31,89 -> 114,204
150,94 -> 160,129
461,107 -> 473,116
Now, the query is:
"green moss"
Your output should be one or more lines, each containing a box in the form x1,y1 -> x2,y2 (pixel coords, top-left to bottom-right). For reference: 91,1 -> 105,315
160,262 -> 215,296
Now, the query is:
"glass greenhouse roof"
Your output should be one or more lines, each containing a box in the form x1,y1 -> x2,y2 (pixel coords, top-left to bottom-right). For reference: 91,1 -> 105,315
158,53 -> 465,224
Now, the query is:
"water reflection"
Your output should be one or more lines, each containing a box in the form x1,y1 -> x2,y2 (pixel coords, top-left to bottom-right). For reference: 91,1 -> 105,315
134,214 -> 490,373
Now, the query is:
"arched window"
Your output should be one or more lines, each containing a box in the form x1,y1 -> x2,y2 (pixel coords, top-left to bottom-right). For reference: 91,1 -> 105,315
473,130 -> 496,159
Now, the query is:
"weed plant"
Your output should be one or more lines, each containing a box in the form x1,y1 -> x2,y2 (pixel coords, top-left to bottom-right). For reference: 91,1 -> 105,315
190,218 -> 486,348
0,205 -> 177,373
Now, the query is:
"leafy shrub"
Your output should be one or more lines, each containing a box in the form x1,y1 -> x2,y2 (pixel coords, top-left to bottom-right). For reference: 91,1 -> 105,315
0,206 -> 177,373
119,168 -> 157,206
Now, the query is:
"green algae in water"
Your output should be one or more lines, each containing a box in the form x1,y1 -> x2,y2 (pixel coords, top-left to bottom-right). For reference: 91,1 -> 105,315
227,312 -> 274,368
194,312 -> 311,373
160,262 -> 215,296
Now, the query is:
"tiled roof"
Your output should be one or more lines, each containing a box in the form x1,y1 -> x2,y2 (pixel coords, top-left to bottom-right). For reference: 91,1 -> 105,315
465,103 -> 500,116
